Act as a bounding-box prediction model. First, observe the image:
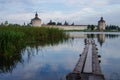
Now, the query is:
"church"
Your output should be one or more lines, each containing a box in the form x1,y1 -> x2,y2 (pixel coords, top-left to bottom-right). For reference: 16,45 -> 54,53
30,12 -> 42,27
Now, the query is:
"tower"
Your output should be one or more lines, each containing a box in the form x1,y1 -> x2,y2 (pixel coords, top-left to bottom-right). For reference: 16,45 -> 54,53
98,17 -> 106,30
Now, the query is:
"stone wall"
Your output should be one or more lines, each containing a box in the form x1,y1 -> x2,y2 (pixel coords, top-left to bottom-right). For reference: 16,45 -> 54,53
44,25 -> 88,30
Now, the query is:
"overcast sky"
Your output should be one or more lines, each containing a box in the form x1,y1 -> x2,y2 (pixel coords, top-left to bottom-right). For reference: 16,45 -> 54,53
0,0 -> 120,25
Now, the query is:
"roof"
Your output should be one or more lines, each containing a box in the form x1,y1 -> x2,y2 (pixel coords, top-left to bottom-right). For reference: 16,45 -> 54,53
98,17 -> 105,22
31,12 -> 41,21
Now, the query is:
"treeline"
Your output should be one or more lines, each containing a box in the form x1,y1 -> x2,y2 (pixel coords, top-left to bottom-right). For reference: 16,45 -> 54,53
1,20 -> 75,26
106,25 -> 120,30
87,25 -> 120,31
47,20 -> 74,26
0,21 -> 26,27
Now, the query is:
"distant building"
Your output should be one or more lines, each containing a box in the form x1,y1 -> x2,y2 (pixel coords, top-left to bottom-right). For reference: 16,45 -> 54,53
30,12 -> 42,27
98,17 -> 106,30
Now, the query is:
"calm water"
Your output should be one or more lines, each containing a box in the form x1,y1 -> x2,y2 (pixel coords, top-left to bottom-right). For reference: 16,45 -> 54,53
0,32 -> 120,80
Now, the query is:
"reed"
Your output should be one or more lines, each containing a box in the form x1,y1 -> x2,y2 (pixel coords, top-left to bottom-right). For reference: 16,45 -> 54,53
0,25 -> 68,56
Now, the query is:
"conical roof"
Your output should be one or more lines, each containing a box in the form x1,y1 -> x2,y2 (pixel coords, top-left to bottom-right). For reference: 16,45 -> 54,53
98,17 -> 105,22
32,12 -> 41,21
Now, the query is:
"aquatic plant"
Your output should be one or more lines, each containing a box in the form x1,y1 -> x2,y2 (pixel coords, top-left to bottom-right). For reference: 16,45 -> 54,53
0,26 -> 68,54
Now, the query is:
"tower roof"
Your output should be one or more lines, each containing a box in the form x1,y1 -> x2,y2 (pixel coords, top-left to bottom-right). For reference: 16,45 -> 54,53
35,12 -> 38,18
31,12 -> 41,21
98,17 -> 105,22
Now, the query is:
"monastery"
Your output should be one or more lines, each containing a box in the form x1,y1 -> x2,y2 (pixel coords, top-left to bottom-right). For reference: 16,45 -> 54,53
30,13 -> 106,30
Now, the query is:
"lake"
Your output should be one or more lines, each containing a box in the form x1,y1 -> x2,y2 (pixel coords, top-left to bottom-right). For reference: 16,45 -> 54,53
0,32 -> 120,80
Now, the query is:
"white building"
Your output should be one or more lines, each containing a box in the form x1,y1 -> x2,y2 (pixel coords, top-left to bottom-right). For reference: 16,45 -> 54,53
30,12 -> 42,27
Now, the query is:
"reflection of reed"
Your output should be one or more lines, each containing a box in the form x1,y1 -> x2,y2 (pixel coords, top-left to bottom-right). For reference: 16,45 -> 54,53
0,37 -> 68,73
0,52 -> 24,73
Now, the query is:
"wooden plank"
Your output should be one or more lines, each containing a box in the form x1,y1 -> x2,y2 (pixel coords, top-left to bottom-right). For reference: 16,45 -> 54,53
83,44 -> 92,73
73,44 -> 89,73
92,43 -> 102,74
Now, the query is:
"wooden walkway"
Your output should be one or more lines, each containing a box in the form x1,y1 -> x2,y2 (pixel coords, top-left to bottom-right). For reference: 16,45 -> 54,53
83,44 -> 92,73
66,39 -> 104,80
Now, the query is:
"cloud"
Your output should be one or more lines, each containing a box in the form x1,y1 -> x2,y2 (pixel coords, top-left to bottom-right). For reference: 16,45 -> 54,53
63,0 -> 109,8
1,7 -> 120,26
0,0 -> 120,26
108,0 -> 120,5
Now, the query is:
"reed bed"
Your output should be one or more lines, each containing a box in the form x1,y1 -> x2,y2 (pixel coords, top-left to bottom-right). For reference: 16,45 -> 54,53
0,26 -> 68,55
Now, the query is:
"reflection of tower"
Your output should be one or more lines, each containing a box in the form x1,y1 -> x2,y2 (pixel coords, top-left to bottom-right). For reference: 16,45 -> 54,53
97,34 -> 105,46
98,17 -> 106,30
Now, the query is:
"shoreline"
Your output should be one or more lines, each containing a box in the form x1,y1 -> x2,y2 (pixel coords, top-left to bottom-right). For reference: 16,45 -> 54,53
64,30 -> 120,32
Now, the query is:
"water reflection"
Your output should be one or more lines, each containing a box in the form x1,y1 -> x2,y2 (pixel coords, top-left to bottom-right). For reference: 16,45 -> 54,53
0,32 -> 120,80
86,33 -> 120,46
97,34 -> 105,46
0,38 -> 68,74
0,51 -> 23,73
105,34 -> 119,39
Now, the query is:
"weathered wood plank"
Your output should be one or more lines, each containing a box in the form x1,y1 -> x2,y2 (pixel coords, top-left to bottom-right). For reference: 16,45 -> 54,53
92,41 -> 102,74
83,44 -> 92,73
73,44 -> 89,73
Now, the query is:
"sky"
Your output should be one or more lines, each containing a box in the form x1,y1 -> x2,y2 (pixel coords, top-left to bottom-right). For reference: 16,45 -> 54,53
0,0 -> 120,25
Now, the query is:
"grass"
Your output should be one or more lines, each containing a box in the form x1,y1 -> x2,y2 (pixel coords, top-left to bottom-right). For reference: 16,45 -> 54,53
0,25 -> 68,56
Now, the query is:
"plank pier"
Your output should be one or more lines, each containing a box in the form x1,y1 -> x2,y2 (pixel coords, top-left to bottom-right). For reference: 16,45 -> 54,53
66,39 -> 104,80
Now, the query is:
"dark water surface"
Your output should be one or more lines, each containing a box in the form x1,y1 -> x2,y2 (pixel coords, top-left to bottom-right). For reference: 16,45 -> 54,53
0,32 -> 120,80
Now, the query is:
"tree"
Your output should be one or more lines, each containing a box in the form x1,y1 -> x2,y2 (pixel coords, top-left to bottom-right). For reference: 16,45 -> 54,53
87,25 -> 95,30
87,25 -> 91,30
106,25 -> 119,30
52,22 -> 56,25
0,23 -> 4,26
4,21 -> 9,26
57,22 -> 62,25
71,22 -> 74,26
47,20 -> 56,25
91,25 -> 95,30
64,21 -> 69,26
23,22 -> 26,26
